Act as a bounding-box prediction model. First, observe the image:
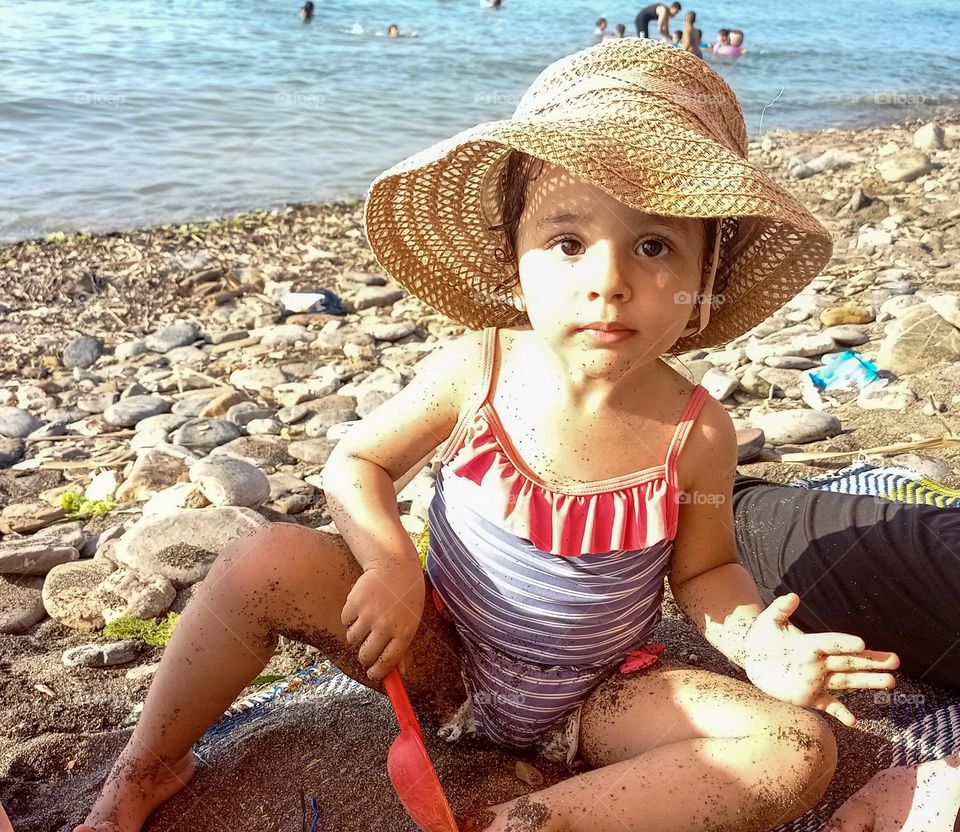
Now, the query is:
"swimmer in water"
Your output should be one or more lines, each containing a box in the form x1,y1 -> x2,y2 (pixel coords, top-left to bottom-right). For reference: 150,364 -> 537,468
300,1 -> 314,22
712,27 -> 744,57
387,23 -> 400,38
635,2 -> 680,39
680,10 -> 703,59
594,17 -> 608,39
614,22 -> 626,37
671,29 -> 682,46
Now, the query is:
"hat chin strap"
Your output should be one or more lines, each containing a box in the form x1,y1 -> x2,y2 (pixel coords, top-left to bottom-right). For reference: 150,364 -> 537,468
681,226 -> 722,339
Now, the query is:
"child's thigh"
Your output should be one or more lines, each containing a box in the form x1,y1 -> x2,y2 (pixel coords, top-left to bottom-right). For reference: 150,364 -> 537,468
252,523 -> 466,718
578,658 -> 829,768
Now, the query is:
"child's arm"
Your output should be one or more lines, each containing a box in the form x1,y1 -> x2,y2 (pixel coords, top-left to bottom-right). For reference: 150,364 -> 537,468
668,396 -> 898,725
322,329 -> 483,679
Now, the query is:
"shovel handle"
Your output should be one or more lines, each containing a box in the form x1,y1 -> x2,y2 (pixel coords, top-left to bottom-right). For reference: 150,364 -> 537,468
384,668 -> 424,743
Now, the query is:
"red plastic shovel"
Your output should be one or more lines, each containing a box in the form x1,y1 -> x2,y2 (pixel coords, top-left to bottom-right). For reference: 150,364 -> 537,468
383,668 -> 459,832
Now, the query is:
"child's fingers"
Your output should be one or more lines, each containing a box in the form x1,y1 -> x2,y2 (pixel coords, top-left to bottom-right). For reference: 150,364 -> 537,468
357,628 -> 392,670
815,693 -> 858,727
825,671 -> 897,691
366,637 -> 408,681
806,632 -> 867,655
824,651 -> 900,673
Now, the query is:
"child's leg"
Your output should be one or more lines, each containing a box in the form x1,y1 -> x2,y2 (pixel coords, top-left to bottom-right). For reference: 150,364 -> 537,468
469,660 -> 837,832
76,521 -> 465,832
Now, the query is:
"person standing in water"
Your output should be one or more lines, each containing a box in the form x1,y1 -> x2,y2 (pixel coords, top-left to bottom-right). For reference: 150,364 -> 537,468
635,2 -> 681,39
299,1 -> 314,22
681,10 -> 704,59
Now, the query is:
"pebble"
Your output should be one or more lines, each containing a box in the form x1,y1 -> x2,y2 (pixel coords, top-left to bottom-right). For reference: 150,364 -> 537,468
890,453 -> 953,481
229,366 -> 289,392
287,438 -> 338,465
927,293 -> 960,328
0,437 -> 25,467
62,335 -> 104,369
172,417 -> 242,450
366,321 -> 417,342
763,356 -> 819,370
260,324 -> 314,349
351,285 -> 404,310
145,322 -> 201,353
752,410 -> 842,446
735,428 -> 766,462
0,502 -> 67,535
115,448 -> 190,503
103,395 -> 171,428
62,640 -> 143,669
877,294 -> 924,321
189,457 -> 271,508
0,406 -> 43,439
245,418 -> 282,435
877,150 -> 933,183
200,390 -> 251,419
114,506 -> 268,587
699,367 -> 738,400
857,383 -> 917,411
0,576 -> 46,634
819,306 -> 875,326
821,326 -> 870,347
913,122 -> 946,151
41,559 -> 118,631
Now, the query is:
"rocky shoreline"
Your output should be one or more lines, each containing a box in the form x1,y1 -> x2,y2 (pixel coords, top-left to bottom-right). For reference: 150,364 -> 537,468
2,113 -> 960,831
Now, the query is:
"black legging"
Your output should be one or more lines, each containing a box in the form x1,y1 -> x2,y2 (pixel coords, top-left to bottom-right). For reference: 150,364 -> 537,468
732,473 -> 960,691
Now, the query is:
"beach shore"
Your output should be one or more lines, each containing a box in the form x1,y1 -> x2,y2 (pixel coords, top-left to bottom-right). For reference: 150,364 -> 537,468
2,113 -> 960,831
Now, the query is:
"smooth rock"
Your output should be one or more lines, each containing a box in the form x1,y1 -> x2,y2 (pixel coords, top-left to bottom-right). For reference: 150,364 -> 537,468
878,294 -> 924,322
819,306 -> 875,327
351,286 -> 404,310
260,325 -> 314,349
0,437 -> 25,467
116,449 -> 190,503
62,640 -> 143,668
890,454 -> 953,481
115,340 -> 149,360
145,322 -> 201,353
172,418 -> 242,450
367,321 -> 417,342
62,335 -> 104,369
700,368 -> 739,400
857,383 -> 917,411
0,502 -> 67,535
115,507 -> 268,587
821,326 -> 870,347
41,559 -> 118,631
877,151 -> 932,183
265,473 -> 317,515
753,410 -> 842,446
229,367 -> 289,392
287,438 -> 338,465
736,428 -> 766,462
0,575 -> 46,633
763,356 -> 818,370
189,457 -> 271,508
200,390 -> 251,419
96,567 -> 178,622
913,122 -> 945,151
876,305 -> 960,375
103,395 -> 171,428
927,293 -> 960,328
0,406 -> 43,439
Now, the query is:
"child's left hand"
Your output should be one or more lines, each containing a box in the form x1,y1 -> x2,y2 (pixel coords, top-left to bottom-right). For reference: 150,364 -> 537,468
742,593 -> 900,727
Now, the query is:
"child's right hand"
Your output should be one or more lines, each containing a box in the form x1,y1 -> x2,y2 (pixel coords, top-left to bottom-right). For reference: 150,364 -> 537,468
341,556 -> 425,681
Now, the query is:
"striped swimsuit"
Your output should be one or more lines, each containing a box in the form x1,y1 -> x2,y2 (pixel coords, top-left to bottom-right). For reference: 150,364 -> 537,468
426,327 -> 709,762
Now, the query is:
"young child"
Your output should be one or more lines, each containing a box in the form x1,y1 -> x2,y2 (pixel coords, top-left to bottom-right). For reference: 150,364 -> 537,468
75,39 -> 899,832
671,28 -> 683,46
680,9 -> 704,58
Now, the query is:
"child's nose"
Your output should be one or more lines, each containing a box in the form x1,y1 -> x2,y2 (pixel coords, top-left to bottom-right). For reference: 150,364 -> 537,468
585,244 -> 632,303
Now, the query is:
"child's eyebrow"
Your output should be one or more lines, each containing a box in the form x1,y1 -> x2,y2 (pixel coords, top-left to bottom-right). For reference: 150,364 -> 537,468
535,211 -> 592,229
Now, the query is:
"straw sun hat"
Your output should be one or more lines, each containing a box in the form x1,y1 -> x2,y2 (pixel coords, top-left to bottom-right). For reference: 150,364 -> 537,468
363,38 -> 833,352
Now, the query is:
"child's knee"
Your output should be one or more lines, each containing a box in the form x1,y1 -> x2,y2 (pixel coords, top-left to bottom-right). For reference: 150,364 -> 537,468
208,522 -> 332,587
775,709 -> 837,809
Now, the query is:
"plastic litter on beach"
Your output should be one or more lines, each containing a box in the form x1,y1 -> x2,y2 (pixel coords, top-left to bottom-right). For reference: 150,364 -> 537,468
281,289 -> 346,316
807,350 -> 882,392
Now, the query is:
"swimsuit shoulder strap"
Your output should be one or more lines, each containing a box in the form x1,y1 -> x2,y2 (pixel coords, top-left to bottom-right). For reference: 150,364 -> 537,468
434,327 -> 498,465
664,384 -> 710,537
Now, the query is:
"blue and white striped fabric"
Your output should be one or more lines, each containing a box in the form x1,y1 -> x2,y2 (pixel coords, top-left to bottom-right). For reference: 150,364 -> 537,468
426,465 -> 672,751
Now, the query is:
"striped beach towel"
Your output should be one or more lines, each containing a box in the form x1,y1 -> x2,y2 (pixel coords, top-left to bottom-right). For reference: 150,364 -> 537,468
790,460 -> 960,508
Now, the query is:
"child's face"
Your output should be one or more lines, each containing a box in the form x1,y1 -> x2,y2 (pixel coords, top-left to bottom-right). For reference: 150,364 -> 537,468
514,162 -> 706,374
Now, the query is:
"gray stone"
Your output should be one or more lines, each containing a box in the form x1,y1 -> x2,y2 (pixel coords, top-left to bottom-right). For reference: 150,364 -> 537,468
821,326 -> 870,347
736,428 -> 766,462
877,151 -> 932,183
41,559 -> 118,631
95,567 -> 178,621
273,377 -> 339,408
225,402 -> 275,428
116,449 -> 190,503
208,435 -> 294,469
763,356 -> 819,370
0,437 -> 25,467
265,473 -> 317,515
878,294 -> 924,322
753,410 -> 842,446
889,453 -> 953,481
0,575 -> 46,634
857,383 -> 917,411
103,395 -> 171,427
115,339 -> 149,360
260,324 -> 314,349
351,285 -> 404,310
287,438 -> 338,465
62,640 -> 143,668
367,321 -> 417,342
189,457 -> 271,508
62,335 -> 104,369
114,506 -> 268,587
135,413 -> 190,434
305,409 -> 358,437
913,122 -> 945,151
700,368 -> 739,400
0,406 -> 43,439
164,345 -> 207,365
172,417 -> 242,450
44,406 -> 87,424
245,418 -> 282,435
229,366 -> 289,392
876,305 -> 960,376
927,293 -> 960,328
145,322 -> 201,353
0,502 -> 67,536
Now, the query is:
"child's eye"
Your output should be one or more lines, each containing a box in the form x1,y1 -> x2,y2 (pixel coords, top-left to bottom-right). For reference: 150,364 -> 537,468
637,236 -> 670,257
550,236 -> 583,256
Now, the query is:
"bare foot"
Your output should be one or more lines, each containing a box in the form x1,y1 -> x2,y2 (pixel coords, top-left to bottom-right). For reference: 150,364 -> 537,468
73,751 -> 196,832
827,755 -> 960,832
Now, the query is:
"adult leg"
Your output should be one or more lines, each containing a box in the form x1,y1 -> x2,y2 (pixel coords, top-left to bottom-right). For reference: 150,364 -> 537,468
76,521 -> 465,832
731,473 -> 960,691
467,660 -> 836,832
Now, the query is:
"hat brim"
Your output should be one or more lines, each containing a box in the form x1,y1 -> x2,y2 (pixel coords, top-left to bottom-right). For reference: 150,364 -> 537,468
363,114 -> 833,352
